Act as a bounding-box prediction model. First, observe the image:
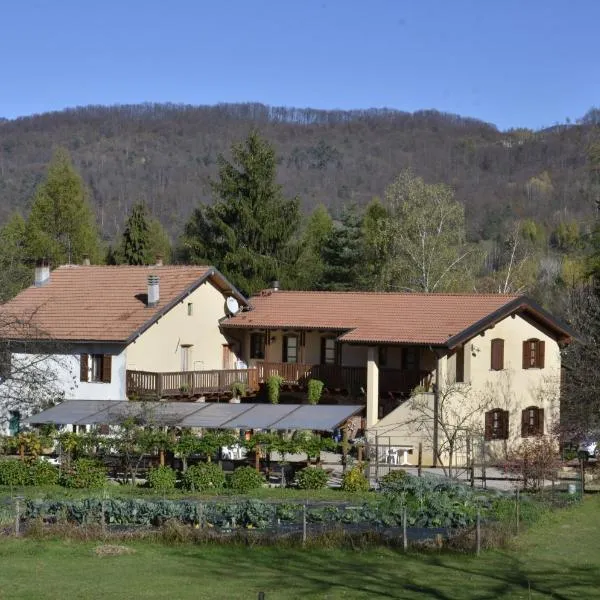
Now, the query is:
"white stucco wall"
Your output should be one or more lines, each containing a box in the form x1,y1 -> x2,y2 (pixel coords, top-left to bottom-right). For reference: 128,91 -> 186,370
369,314 -> 562,464
126,280 -> 239,372
0,345 -> 127,435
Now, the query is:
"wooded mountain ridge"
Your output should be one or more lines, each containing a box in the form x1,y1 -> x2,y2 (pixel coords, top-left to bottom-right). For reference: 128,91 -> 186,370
0,102 -> 597,243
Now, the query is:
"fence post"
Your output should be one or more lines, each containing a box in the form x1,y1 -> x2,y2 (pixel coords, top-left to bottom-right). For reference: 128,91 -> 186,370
302,504 -> 307,546
14,496 -> 21,536
476,510 -> 481,556
580,458 -> 585,499
402,507 -> 407,552
417,443 -> 422,477
515,489 -> 520,535
375,433 -> 379,485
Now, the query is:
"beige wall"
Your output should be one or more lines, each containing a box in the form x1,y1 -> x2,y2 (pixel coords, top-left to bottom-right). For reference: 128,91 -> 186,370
126,281 -> 239,372
368,313 -> 562,465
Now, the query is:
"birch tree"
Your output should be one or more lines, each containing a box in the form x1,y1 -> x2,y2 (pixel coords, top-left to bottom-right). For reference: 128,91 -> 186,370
379,170 -> 475,292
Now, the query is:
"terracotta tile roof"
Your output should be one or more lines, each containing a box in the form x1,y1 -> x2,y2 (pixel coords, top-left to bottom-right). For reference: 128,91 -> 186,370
0,265 -> 242,343
222,290 -> 524,345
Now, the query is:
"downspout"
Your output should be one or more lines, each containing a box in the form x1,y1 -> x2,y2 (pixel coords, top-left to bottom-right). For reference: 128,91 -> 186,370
433,348 -> 443,468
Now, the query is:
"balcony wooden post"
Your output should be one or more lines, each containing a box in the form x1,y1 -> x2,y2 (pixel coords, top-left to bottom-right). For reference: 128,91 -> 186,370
366,347 -> 379,428
156,373 -> 163,400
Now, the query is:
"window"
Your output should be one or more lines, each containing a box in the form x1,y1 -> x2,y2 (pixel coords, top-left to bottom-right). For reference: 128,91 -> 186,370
522,339 -> 545,369
283,335 -> 298,363
187,302 -> 193,316
485,409 -> 509,441
402,347 -> 418,370
321,337 -> 338,365
80,354 -> 112,383
491,338 -> 504,371
521,406 -> 544,437
8,411 -> 20,436
455,346 -> 464,383
378,346 -> 388,367
250,333 -> 265,359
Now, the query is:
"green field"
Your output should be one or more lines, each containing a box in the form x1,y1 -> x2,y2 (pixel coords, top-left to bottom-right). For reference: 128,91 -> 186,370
0,496 -> 599,599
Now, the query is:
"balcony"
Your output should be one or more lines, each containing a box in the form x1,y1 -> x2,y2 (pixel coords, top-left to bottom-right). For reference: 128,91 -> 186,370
126,363 -> 432,399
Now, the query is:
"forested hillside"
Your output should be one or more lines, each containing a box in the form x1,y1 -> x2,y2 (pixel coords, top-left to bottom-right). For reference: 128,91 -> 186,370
0,103 -> 598,243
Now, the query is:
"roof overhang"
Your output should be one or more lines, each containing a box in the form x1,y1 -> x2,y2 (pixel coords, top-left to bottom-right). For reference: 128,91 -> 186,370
445,296 -> 576,349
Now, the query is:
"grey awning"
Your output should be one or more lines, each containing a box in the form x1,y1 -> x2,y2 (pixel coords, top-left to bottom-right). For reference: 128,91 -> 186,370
26,400 -> 363,431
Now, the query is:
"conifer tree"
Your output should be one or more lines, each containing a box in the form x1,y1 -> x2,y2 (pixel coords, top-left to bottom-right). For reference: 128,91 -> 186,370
25,148 -> 100,265
293,204 -> 334,289
0,213 -> 31,301
122,203 -> 151,265
319,204 -> 364,291
180,130 -> 299,295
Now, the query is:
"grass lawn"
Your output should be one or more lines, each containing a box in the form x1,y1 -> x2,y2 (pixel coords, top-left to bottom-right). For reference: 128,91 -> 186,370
1,496 -> 599,599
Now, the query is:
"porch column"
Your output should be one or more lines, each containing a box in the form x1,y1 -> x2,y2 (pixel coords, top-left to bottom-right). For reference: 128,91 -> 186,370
366,346 -> 379,428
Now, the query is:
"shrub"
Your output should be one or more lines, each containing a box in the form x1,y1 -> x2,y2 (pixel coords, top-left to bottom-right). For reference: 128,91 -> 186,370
307,379 -> 324,404
266,375 -> 283,404
506,436 -> 560,491
182,463 -> 226,492
0,459 -> 28,486
28,460 -> 59,486
341,466 -> 369,492
379,469 -> 408,492
60,458 -> 106,489
230,381 -> 247,399
228,466 -> 265,492
147,466 -> 177,493
296,466 -> 329,490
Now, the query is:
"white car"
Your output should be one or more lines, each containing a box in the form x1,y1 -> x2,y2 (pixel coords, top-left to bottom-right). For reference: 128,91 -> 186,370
578,441 -> 597,459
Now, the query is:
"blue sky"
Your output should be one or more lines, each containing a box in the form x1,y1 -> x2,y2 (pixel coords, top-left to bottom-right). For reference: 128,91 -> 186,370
1,0 -> 598,130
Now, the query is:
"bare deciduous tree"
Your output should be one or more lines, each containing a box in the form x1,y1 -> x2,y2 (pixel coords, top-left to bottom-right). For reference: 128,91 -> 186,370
0,307 -> 69,430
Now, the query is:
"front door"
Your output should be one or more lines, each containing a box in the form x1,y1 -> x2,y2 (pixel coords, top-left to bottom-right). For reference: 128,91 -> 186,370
180,345 -> 192,371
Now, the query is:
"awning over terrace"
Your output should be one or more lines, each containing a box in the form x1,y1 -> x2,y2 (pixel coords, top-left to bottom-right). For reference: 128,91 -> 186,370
26,400 -> 363,431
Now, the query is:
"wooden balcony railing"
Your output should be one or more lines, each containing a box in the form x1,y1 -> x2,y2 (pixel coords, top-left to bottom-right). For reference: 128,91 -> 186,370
126,368 -> 259,399
126,364 -> 431,399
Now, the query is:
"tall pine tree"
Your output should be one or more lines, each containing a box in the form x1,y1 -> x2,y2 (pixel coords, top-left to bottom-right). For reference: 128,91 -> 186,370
0,213 -> 31,301
122,203 -> 151,265
318,204 -> 364,291
293,204 -> 334,289
25,148 -> 100,266
180,130 -> 299,295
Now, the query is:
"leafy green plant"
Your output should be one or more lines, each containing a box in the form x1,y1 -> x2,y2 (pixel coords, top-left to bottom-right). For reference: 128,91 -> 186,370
174,430 -> 202,472
147,465 -> 177,493
293,431 -> 336,464
341,465 -> 369,492
182,463 -> 226,492
60,458 -> 106,489
228,466 -> 265,492
266,374 -> 283,404
307,378 -> 325,404
230,381 -> 247,399
379,469 -> 408,489
0,459 -> 28,486
28,460 -> 59,485
296,466 -> 329,490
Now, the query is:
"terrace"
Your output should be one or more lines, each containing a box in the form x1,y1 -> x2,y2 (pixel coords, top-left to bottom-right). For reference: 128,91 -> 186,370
126,362 -> 432,400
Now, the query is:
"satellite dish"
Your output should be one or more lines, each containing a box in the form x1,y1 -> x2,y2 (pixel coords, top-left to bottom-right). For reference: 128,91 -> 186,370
226,296 -> 240,315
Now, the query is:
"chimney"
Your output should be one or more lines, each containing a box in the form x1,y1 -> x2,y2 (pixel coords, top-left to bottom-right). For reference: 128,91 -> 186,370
155,255 -> 163,267
271,280 -> 280,292
34,259 -> 50,287
147,274 -> 160,307
82,254 -> 91,266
